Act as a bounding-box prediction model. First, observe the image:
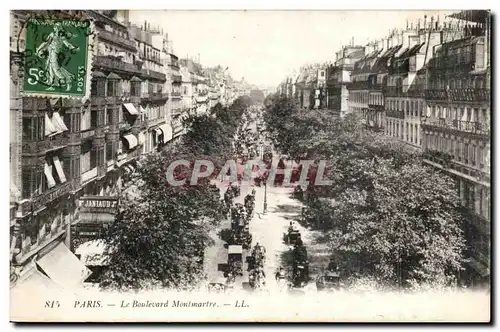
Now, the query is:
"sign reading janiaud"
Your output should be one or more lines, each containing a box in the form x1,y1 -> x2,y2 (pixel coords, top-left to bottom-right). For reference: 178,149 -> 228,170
79,196 -> 119,214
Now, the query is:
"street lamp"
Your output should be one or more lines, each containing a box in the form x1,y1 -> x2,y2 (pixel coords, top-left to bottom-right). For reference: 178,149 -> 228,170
263,177 -> 268,215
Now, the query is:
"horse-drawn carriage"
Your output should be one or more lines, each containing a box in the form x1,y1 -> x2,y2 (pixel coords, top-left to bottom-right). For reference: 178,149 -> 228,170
246,243 -> 266,271
244,193 -> 256,220
316,271 -> 341,291
283,227 -> 302,246
227,245 -> 244,277
292,261 -> 310,288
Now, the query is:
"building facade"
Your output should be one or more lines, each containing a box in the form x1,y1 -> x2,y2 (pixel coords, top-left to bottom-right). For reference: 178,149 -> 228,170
327,45 -> 364,118
9,9 -> 168,290
421,10 -> 491,284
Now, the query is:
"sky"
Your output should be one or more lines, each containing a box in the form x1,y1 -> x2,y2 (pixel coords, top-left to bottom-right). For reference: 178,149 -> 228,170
129,10 -> 454,88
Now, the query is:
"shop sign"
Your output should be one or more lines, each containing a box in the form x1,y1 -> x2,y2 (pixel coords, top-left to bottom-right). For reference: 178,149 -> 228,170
79,196 -> 118,214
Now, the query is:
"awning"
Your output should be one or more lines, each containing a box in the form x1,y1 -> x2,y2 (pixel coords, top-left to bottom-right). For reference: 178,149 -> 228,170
36,241 -> 91,289
79,212 -> 116,225
52,156 -> 67,183
44,162 -> 56,188
154,127 -> 163,136
122,134 -> 138,149
139,106 -> 147,114
228,245 -> 243,255
123,103 -> 139,115
10,267 -> 63,300
75,240 -> 109,266
138,132 -> 146,145
159,124 -> 173,141
52,112 -> 69,132
44,113 -> 58,137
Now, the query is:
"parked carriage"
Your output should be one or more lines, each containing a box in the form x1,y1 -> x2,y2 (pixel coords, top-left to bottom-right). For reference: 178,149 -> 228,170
227,245 -> 244,276
316,271 -> 341,291
283,229 -> 301,246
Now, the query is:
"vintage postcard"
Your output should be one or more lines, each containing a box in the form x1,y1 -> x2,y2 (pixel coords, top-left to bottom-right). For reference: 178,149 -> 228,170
9,9 -> 491,322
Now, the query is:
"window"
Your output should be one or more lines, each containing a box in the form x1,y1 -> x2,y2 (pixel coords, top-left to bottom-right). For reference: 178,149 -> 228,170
22,168 -> 46,199
456,141 -> 461,161
406,101 -> 410,113
91,80 -> 98,96
22,116 -> 44,141
464,143 -> 469,164
479,146 -> 484,169
107,80 -> 116,97
118,107 -> 123,124
471,144 -> 476,166
80,150 -> 91,173
107,106 -> 113,125
406,123 -> 409,141
81,107 -> 91,131
451,140 -> 455,158
91,110 -> 98,128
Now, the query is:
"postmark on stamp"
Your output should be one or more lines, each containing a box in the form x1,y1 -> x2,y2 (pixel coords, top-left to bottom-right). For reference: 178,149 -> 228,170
22,17 -> 94,99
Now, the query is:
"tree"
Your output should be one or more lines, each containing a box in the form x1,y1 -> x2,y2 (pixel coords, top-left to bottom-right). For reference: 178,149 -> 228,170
99,147 -> 226,290
264,95 -> 466,288
99,96 -> 247,290
329,160 -> 465,287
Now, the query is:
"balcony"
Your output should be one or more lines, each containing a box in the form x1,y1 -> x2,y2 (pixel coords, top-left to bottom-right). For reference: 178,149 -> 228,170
171,91 -> 182,98
119,122 -> 131,131
425,89 -> 448,100
94,56 -> 166,82
22,135 -> 68,155
116,147 -> 141,166
32,181 -> 72,211
172,74 -> 182,83
142,92 -> 169,102
145,117 -> 166,128
94,56 -> 143,76
80,128 -> 96,140
448,88 -> 490,103
422,149 -> 453,168
383,86 -> 404,97
347,80 -> 370,91
386,110 -> 404,119
422,119 -> 490,137
143,69 -> 166,82
96,28 -> 137,52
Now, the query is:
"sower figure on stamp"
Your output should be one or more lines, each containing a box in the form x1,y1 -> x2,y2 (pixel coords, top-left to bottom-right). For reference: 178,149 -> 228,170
36,22 -> 80,92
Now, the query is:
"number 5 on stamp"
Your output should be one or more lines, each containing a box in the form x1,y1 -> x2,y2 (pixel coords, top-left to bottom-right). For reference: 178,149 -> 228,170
22,18 -> 94,99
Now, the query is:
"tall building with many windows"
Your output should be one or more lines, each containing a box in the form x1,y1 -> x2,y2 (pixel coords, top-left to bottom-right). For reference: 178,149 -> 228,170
9,9 -> 168,290
421,10 -> 491,285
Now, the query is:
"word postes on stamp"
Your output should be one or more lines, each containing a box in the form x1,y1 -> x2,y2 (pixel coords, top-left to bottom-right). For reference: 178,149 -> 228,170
22,18 -> 94,99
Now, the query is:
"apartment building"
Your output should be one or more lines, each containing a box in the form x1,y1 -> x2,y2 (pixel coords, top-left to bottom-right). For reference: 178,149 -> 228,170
10,9 -> 168,291
421,10 -> 491,285
384,19 -> 442,149
327,45 -> 364,117
129,22 -> 171,154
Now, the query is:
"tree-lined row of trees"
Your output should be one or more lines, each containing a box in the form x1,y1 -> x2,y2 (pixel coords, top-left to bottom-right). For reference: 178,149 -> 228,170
264,94 -> 466,288
99,98 -> 252,290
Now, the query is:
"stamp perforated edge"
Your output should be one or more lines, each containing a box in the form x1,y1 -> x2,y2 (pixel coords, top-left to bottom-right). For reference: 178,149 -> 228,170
19,15 -> 96,102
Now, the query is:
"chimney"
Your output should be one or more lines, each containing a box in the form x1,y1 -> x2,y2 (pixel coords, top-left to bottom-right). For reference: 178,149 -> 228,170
424,15 -> 427,31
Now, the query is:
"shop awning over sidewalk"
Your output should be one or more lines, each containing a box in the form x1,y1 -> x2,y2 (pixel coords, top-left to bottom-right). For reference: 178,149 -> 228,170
36,241 -> 91,289
75,240 -> 109,266
123,103 -> 139,115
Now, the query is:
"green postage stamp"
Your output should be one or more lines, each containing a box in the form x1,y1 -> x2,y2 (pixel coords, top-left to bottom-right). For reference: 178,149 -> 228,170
22,18 -> 94,99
